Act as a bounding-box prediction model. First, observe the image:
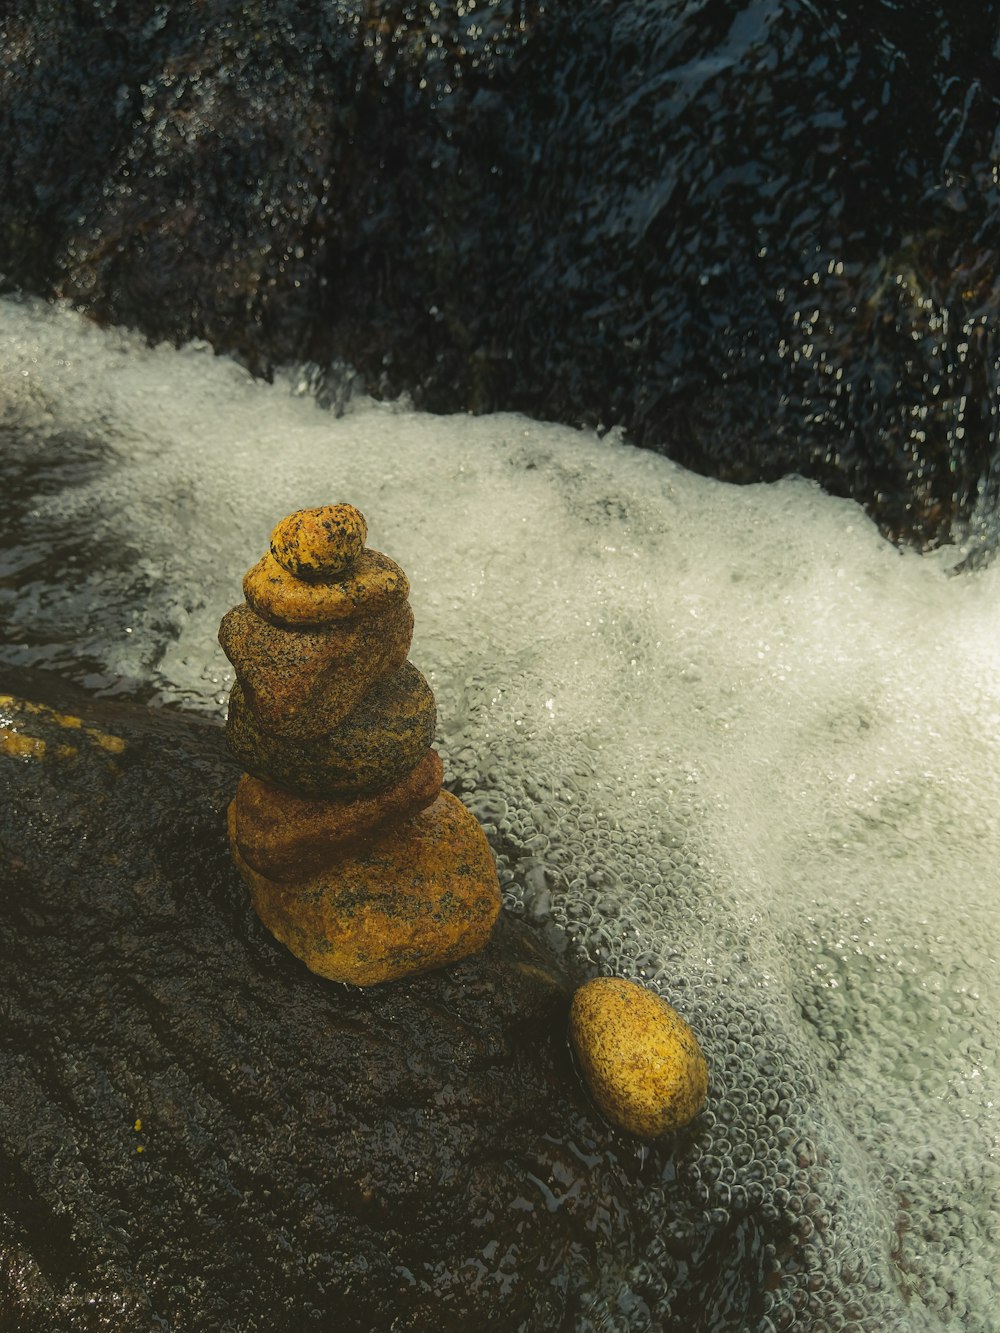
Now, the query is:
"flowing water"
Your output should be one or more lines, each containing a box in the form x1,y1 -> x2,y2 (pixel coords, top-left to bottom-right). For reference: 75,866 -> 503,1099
3,0 -> 1000,1325
1,295 -> 997,1330
4,0 -> 1000,545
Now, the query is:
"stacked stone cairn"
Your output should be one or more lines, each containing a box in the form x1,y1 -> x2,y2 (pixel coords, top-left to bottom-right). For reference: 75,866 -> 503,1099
220,503 -> 501,985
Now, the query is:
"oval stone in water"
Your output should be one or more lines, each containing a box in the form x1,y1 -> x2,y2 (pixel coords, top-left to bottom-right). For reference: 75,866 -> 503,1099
269,502 -> 367,580
570,977 -> 708,1138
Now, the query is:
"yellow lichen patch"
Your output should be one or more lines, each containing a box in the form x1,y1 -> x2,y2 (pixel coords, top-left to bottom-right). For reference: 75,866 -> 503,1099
48,709 -> 82,729
3,698 -> 82,727
1,728 -> 47,759
87,728 -> 126,753
569,977 -> 708,1138
0,695 -> 124,754
269,502 -> 368,581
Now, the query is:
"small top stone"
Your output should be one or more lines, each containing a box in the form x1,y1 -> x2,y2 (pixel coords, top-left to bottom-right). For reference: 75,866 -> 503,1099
569,977 -> 708,1138
269,503 -> 367,581
243,548 -> 409,628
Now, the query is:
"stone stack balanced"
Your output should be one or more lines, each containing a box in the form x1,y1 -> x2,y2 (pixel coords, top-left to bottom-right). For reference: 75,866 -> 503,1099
220,503 -> 501,985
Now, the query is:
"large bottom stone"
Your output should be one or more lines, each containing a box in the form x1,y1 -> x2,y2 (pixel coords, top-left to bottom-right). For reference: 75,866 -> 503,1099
229,789 -> 502,984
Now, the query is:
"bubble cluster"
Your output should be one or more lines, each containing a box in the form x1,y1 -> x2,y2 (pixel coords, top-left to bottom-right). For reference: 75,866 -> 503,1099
1,297 -> 998,1330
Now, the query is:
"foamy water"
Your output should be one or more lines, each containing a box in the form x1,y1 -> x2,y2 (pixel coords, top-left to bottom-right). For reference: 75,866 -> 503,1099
2,296 -> 998,1331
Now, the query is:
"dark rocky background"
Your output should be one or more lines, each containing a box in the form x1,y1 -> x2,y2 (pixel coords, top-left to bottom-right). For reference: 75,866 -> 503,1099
1,0 -> 999,545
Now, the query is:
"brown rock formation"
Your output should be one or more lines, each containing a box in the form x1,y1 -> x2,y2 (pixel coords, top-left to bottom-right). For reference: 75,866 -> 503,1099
220,502 -> 501,983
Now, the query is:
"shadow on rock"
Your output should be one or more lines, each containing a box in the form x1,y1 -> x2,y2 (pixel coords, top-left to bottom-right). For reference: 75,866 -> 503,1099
0,671 -> 774,1331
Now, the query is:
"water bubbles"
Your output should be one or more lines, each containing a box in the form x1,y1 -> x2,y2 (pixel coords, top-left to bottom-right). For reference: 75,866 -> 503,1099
1,296 -> 998,1328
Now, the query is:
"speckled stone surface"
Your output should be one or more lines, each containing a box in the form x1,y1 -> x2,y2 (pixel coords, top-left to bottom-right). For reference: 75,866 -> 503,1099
226,505 -> 502,989
229,790 -> 502,985
226,663 -> 436,797
218,598 -> 413,738
243,548 -> 408,627
269,502 -> 367,581
569,976 -> 709,1138
231,750 -> 444,880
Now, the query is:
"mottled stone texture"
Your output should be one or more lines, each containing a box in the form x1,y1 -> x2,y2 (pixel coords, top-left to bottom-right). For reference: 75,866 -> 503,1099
0,673 -> 767,1332
270,502 -> 367,580
231,752 -> 444,880
570,977 -> 709,1138
243,550 -> 409,627
219,598 -> 414,738
225,664 -> 436,797
232,791 -> 500,985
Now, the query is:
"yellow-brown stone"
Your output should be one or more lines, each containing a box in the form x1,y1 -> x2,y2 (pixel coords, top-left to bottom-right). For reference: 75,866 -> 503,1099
229,790 -> 501,985
269,502 -> 367,581
569,977 -> 708,1138
230,749 -> 444,880
244,549 -> 408,628
226,662 -> 436,797
218,598 -> 413,738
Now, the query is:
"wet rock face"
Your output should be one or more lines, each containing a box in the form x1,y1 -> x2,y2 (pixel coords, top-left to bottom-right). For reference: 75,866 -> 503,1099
2,1 -> 999,543
0,672 -> 772,1331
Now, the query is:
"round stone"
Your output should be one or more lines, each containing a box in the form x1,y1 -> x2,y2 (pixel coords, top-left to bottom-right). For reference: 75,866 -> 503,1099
269,503 -> 367,581
225,662 -> 436,797
569,977 -> 708,1138
243,549 -> 408,628
229,790 -> 502,985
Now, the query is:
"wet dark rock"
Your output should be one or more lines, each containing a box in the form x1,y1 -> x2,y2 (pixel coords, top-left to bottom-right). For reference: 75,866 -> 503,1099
1,2 -> 999,545
0,671 -> 773,1331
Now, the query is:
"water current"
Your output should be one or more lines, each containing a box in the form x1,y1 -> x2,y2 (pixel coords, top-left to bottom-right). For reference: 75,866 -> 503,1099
3,0 -> 1000,544
2,0 -> 1000,1328
1,295 -> 998,1330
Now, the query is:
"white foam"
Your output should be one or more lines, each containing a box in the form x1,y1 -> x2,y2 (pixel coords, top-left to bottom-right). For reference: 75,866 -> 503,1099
2,296 -> 998,1330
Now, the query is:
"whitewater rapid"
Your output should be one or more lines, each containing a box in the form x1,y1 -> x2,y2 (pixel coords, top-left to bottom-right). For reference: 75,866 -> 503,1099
1,296 -> 998,1331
